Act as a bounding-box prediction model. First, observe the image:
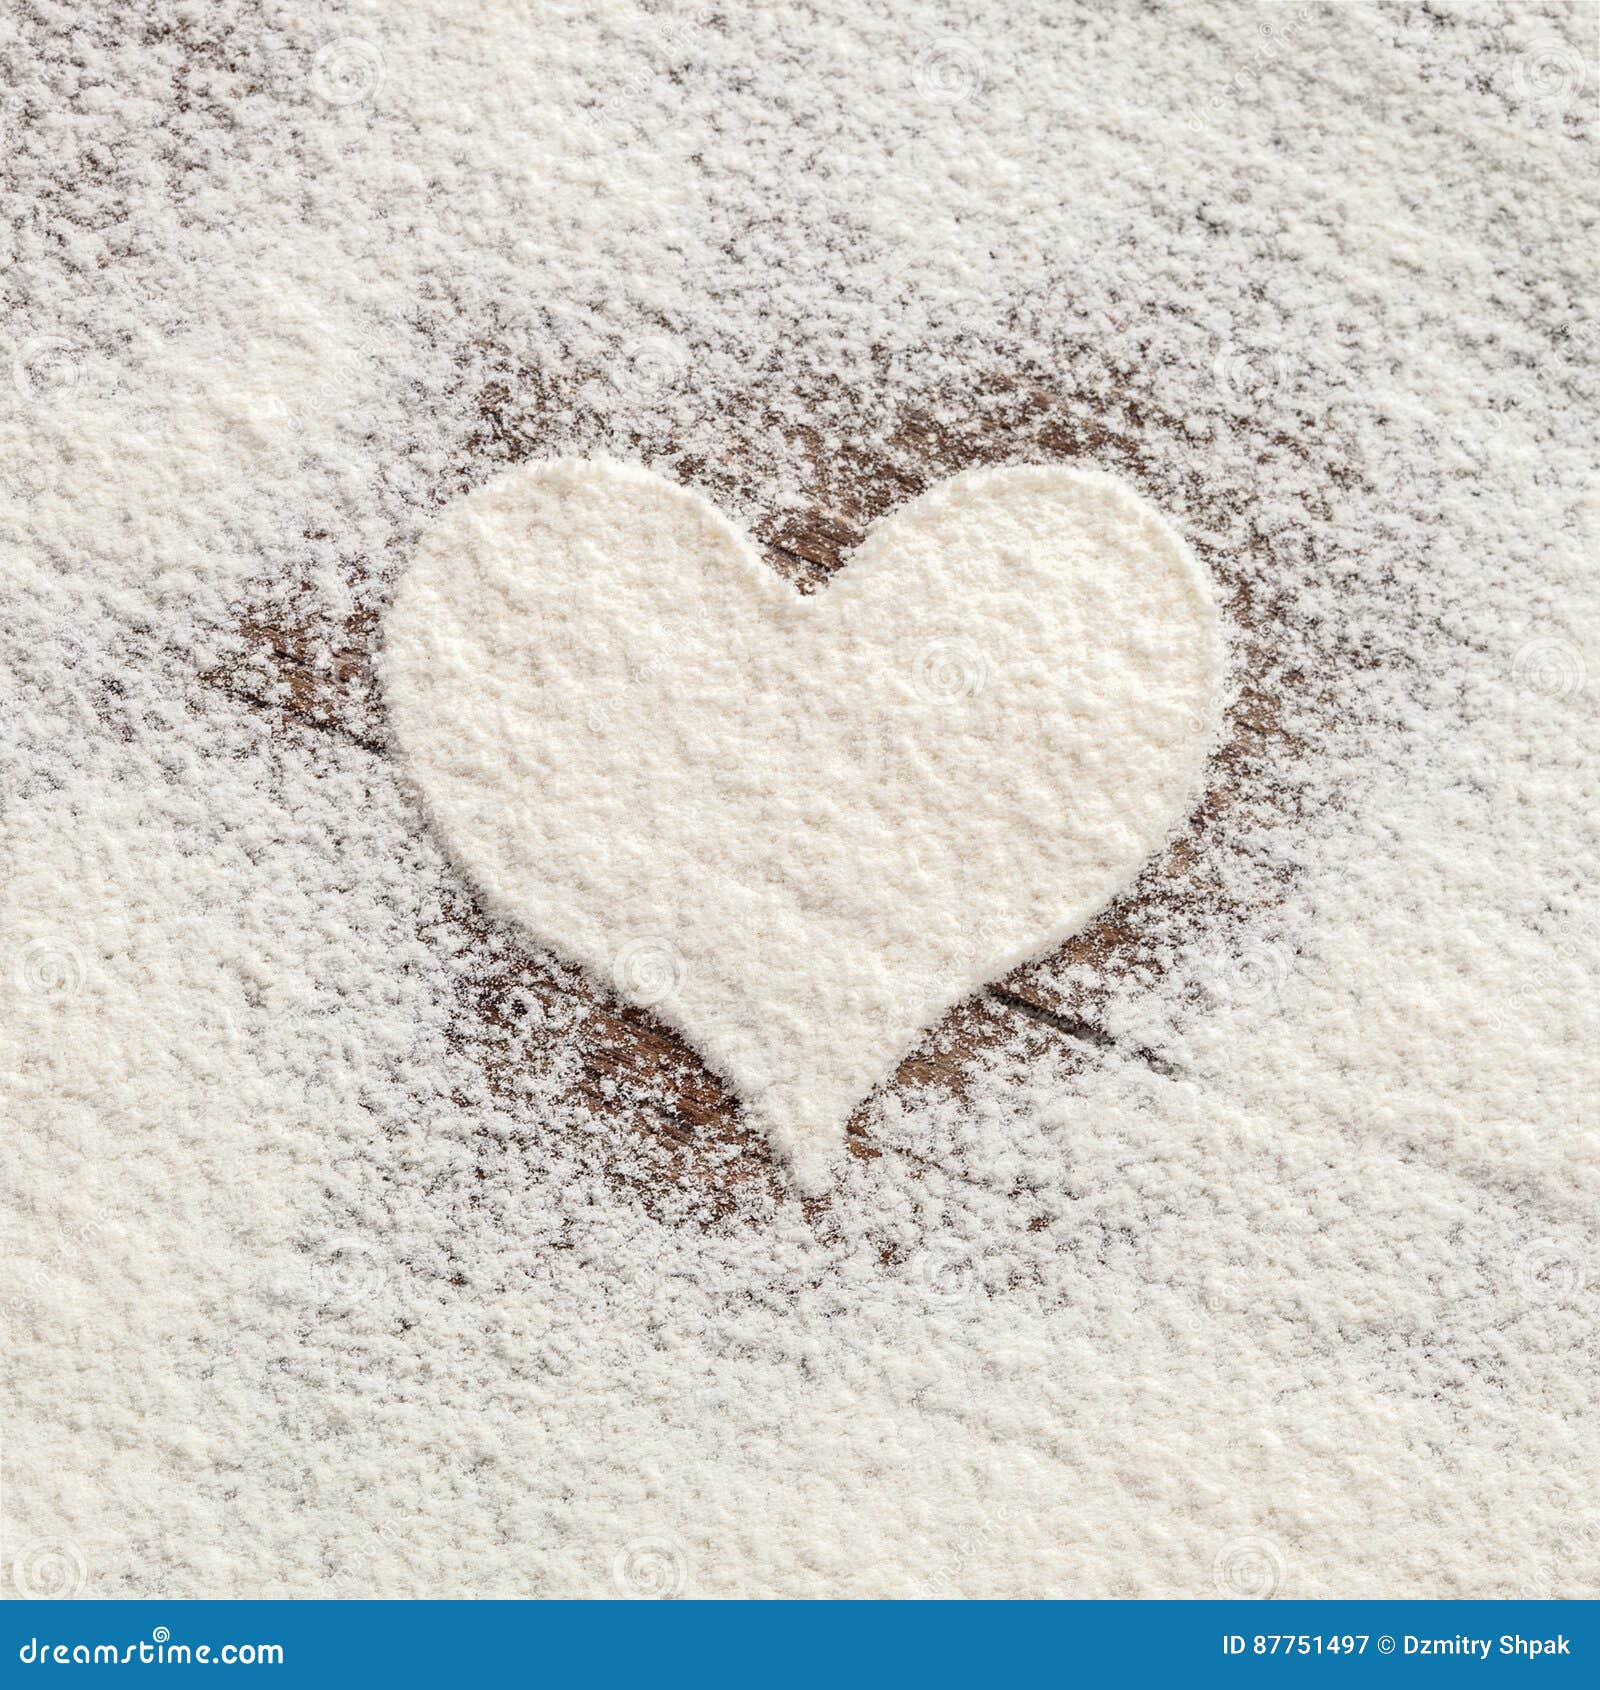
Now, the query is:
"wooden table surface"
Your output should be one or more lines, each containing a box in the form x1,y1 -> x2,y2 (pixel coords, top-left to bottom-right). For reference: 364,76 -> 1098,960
203,355 -> 1312,1226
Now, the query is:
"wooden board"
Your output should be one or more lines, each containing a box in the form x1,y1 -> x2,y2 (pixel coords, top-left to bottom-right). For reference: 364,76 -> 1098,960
205,362 -> 1317,1225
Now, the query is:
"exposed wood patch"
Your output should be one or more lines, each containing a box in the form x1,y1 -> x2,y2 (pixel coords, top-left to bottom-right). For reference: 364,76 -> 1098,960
205,353 -> 1336,1223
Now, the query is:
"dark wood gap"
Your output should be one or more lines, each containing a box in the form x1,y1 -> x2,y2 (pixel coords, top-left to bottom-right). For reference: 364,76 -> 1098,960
988,986 -> 1179,1079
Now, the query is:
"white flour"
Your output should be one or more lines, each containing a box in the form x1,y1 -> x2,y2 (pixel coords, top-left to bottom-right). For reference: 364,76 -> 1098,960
1,0 -> 1595,1598
384,460 -> 1221,1187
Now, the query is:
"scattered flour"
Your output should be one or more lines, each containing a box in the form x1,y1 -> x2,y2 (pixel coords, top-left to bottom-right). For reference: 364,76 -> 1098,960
384,459 -> 1221,1187
1,0 -> 1595,1598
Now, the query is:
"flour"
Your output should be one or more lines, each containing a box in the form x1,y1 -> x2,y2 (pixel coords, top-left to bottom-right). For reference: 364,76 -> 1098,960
384,459 -> 1221,1187
1,0 -> 1596,1598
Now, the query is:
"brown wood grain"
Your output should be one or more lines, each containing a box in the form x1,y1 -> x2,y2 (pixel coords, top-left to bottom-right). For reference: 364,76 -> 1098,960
207,358 -> 1321,1225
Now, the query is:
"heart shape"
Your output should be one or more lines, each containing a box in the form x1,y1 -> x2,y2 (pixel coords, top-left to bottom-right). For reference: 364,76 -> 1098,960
384,460 -> 1221,1189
